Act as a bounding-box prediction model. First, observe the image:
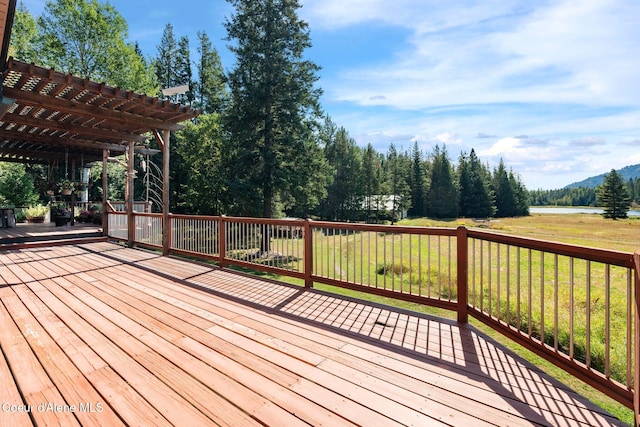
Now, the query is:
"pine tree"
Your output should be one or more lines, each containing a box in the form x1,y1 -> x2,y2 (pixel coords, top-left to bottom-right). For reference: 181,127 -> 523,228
458,149 -> 494,218
509,170 -> 530,216
175,36 -> 194,105
362,143 -> 383,222
385,144 -> 411,224
596,169 -> 631,219
493,159 -> 517,217
426,145 -> 458,219
320,126 -> 363,221
195,31 -> 227,114
408,142 -> 426,217
155,23 -> 177,94
225,0 -> 325,219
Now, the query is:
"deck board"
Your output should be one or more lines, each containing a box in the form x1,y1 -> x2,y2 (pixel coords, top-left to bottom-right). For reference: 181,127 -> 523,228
0,242 -> 627,426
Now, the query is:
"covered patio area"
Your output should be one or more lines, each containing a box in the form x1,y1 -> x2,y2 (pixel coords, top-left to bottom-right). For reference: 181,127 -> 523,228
0,241 -> 624,426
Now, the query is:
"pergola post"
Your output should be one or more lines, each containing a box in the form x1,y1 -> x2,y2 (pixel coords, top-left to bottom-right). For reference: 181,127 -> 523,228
155,129 -> 171,256
102,149 -> 109,236
126,141 -> 135,247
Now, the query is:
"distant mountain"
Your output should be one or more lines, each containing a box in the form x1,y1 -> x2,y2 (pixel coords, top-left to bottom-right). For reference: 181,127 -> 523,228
565,164 -> 640,189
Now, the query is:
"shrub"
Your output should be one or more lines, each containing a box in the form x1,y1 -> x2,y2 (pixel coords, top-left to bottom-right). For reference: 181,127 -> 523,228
25,204 -> 48,218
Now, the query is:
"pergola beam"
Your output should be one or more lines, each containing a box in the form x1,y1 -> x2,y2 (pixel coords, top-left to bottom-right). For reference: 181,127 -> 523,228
2,87 -> 185,132
4,112 -> 147,142
0,128 -> 159,155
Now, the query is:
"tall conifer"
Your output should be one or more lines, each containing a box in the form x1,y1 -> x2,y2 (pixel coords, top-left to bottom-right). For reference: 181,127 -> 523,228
225,0 -> 326,219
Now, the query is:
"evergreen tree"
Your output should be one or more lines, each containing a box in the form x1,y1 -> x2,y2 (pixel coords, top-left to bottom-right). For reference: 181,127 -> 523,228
407,142 -> 426,217
385,144 -> 411,224
509,170 -> 530,216
458,149 -> 494,218
318,123 -> 363,221
155,23 -> 178,94
596,169 -> 631,219
362,143 -> 383,222
154,25 -> 190,212
175,36 -> 194,105
625,177 -> 640,204
224,0 -> 325,219
195,31 -> 227,114
493,159 -> 517,217
426,145 -> 458,218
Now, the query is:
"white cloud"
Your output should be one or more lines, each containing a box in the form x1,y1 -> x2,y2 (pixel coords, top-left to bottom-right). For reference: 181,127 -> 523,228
306,0 -> 640,109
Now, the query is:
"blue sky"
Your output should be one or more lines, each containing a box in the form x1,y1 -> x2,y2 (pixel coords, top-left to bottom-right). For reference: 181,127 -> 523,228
21,0 -> 640,189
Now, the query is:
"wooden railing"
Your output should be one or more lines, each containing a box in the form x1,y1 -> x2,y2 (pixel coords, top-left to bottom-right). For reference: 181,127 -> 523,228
107,212 -> 640,418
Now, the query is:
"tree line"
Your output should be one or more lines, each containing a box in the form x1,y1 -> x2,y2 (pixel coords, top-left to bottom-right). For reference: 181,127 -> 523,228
530,178 -> 640,207
8,0 -> 529,221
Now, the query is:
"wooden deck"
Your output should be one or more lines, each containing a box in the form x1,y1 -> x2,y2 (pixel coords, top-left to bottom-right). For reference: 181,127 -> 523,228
0,241 -> 625,426
0,222 -> 103,248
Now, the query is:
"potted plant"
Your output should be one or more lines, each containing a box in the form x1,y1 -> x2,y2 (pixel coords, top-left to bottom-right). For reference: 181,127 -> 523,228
89,204 -> 102,224
51,202 -> 70,226
76,209 -> 90,223
58,179 -> 74,195
25,204 -> 48,223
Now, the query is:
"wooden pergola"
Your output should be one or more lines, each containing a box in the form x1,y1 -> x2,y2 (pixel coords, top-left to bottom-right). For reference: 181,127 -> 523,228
0,0 -> 198,249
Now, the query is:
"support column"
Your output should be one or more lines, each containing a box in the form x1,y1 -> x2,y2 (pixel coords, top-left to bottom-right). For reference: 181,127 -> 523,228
102,149 -> 109,236
161,130 -> 171,255
70,159 -> 76,226
126,141 -> 135,247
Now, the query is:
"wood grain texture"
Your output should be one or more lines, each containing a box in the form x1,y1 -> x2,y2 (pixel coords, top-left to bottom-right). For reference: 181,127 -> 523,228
0,242 -> 626,426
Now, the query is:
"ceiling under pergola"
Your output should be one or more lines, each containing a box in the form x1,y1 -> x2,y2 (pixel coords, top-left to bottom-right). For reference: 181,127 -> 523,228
0,58 -> 198,165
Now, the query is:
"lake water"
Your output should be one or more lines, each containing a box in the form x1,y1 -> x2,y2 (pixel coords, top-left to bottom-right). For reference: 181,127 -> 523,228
529,207 -> 640,216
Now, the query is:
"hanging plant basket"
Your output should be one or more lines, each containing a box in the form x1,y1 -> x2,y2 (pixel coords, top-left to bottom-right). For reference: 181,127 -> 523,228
58,179 -> 75,195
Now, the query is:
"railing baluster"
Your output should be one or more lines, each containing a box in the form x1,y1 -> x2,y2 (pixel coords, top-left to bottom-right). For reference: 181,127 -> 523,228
528,249 -> 532,338
586,260 -> 591,368
540,252 -> 545,345
569,257 -> 574,360
516,247 -> 521,331
554,254 -> 559,352
627,268 -> 632,388
606,264 -> 611,379
488,241 -> 492,317
479,240 -> 484,313
497,243 -> 501,320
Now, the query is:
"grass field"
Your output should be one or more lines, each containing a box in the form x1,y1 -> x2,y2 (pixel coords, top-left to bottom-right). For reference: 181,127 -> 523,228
400,213 -> 639,252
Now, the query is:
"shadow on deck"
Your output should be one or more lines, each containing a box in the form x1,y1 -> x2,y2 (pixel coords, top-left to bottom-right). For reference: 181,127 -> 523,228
0,241 -> 626,426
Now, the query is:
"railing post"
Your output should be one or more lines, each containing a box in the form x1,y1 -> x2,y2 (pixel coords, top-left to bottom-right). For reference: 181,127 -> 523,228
219,216 -> 226,269
304,219 -> 313,288
634,251 -> 640,426
102,149 -> 109,237
167,214 -> 173,255
457,226 -> 469,324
